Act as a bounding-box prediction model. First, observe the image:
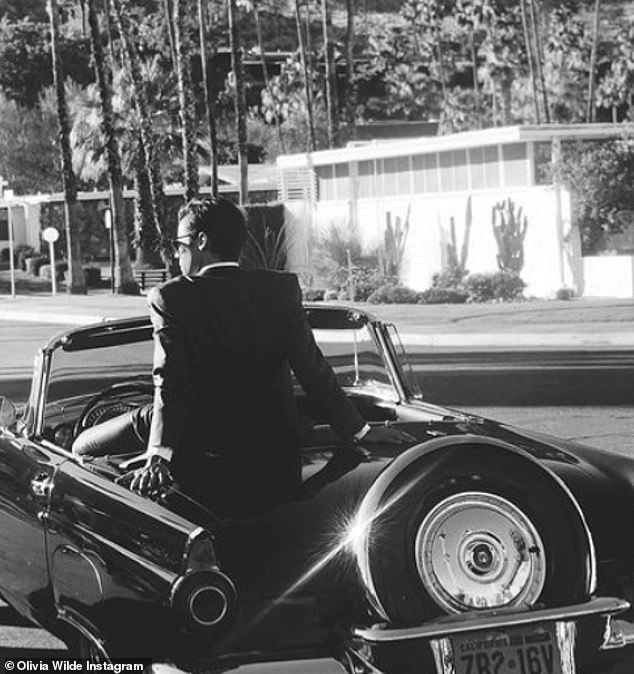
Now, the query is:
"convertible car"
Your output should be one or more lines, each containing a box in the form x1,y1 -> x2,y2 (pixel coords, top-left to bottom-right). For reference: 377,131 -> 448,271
0,304 -> 634,674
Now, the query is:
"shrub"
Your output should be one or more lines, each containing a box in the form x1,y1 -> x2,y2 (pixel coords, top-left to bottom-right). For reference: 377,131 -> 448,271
490,270 -> 525,300
555,286 -> 575,301
367,283 -> 422,304
303,288 -> 325,301
464,271 -> 525,302
431,268 -> 468,289
419,286 -> 468,304
354,267 -> 390,301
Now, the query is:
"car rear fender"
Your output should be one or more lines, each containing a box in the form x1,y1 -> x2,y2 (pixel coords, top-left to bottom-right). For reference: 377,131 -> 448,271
351,434 -> 597,620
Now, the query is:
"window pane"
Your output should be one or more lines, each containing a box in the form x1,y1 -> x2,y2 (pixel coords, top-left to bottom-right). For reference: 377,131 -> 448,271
453,150 -> 468,190
439,151 -> 454,191
357,160 -> 375,198
424,154 -> 439,192
502,142 -> 528,186
470,145 -> 500,189
484,145 -> 500,188
0,216 -> 7,241
470,147 -> 485,189
334,163 -> 350,199
316,165 -> 334,200
383,157 -> 399,195
395,156 -> 411,194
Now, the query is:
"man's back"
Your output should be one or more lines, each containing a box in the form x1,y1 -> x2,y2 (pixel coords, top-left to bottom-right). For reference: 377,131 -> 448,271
149,266 -> 363,503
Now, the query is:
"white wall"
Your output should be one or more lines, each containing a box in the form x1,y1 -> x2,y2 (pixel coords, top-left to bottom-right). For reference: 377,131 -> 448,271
284,185 -> 575,298
583,256 -> 634,297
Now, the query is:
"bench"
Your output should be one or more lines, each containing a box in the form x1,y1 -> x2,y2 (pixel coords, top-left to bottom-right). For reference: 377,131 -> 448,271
134,268 -> 169,291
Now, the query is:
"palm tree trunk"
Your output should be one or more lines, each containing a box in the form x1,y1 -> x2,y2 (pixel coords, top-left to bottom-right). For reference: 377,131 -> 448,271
228,0 -> 249,204
295,0 -> 316,151
133,140 -> 158,267
173,0 -> 199,202
47,0 -> 86,294
198,0 -> 219,196
161,0 -> 177,67
520,0 -> 540,124
321,0 -> 334,146
87,0 -> 138,294
529,0 -> 550,123
587,0 -> 601,123
252,0 -> 285,154
110,0 -> 170,267
344,0 -> 356,137
469,28 -> 481,128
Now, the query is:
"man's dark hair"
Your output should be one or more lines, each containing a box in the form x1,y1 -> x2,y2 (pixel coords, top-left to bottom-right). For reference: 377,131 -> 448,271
178,197 -> 247,261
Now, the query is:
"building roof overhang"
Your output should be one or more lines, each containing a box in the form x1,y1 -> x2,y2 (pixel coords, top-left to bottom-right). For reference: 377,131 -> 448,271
277,123 -> 634,169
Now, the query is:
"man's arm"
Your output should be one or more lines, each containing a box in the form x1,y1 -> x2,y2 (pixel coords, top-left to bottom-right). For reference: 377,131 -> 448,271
286,276 -> 367,441
286,276 -> 415,446
146,286 -> 192,461
119,286 -> 191,496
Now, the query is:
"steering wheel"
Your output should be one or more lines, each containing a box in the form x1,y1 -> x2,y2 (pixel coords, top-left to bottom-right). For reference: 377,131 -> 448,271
73,379 -> 154,439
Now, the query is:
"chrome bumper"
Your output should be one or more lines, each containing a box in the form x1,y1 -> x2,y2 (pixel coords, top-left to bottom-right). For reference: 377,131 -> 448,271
348,597 -> 632,674
354,596 -> 630,644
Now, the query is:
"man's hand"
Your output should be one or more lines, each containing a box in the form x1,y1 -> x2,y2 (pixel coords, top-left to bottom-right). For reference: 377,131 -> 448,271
358,422 -> 417,445
116,454 -> 174,498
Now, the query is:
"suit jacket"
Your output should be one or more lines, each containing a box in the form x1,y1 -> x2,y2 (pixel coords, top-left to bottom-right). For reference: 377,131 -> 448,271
146,267 -> 365,499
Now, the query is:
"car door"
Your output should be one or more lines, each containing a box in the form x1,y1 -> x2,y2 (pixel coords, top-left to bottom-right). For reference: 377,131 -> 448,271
0,433 -> 66,626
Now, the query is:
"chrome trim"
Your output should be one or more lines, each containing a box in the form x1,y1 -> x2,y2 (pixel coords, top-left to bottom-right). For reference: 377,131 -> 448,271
189,586 -> 228,627
414,491 -> 546,613
601,617 -> 634,650
181,526 -> 218,574
354,596 -> 629,643
344,647 -> 386,674
57,606 -> 110,661
371,322 -> 408,403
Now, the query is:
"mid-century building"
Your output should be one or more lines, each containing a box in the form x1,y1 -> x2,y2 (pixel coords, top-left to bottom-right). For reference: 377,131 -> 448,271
278,123 -> 634,298
0,164 -> 278,263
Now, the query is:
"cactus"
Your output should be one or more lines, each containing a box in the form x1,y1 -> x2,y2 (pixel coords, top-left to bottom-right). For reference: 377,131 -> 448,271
445,195 -> 472,277
381,204 -> 411,278
491,198 -> 528,273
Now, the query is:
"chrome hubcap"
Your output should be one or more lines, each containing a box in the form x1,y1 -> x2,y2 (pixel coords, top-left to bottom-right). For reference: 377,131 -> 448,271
415,492 -> 546,613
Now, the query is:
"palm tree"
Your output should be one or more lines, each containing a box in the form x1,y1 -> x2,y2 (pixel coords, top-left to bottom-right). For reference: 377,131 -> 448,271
321,0 -> 335,146
587,0 -> 601,122
344,0 -> 357,136
528,0 -> 550,122
294,0 -> 316,151
47,0 -> 86,294
228,0 -> 249,204
242,0 -> 285,154
198,0 -> 219,196
110,0 -> 170,266
520,0 -> 540,123
87,0 -> 138,294
173,0 -> 199,202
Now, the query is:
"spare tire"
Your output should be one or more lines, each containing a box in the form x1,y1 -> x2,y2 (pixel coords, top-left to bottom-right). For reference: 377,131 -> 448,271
352,441 -> 595,624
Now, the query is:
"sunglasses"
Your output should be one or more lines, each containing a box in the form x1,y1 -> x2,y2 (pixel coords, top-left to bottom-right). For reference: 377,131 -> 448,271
170,235 -> 195,255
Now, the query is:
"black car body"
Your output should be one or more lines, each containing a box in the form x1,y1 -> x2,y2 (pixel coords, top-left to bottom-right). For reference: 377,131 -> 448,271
0,304 -> 633,674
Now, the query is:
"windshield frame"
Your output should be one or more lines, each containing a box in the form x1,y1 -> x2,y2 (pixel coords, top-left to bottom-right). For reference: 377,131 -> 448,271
22,307 -> 411,440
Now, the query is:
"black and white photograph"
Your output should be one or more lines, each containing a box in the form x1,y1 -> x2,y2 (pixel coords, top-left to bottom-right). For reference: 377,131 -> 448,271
1,0 -> 634,672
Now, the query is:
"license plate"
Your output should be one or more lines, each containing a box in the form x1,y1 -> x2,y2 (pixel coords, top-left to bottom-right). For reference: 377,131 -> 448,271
453,622 -> 563,674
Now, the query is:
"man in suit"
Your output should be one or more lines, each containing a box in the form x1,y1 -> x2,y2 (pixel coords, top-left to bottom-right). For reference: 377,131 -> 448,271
80,197 -> 413,508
